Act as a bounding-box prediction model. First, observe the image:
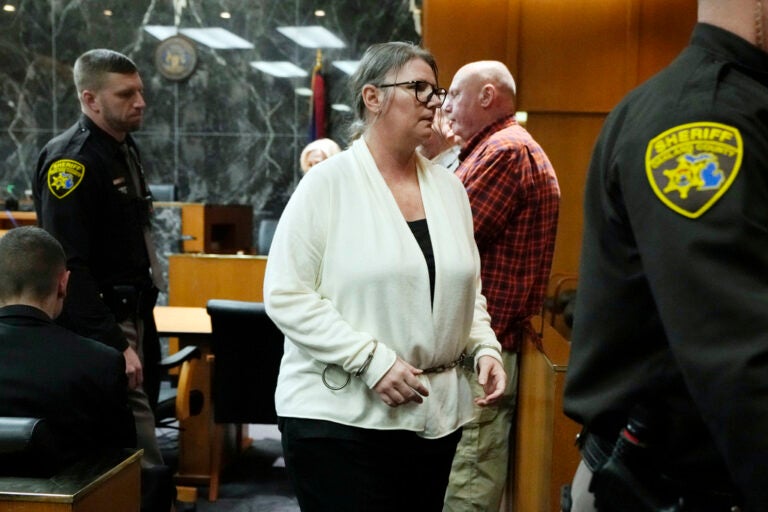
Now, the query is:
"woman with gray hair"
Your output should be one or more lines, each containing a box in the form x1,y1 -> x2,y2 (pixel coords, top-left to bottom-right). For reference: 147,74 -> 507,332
263,41 -> 506,511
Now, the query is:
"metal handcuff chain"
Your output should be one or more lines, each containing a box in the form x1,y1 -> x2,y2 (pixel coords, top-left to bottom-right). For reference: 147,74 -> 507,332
321,340 -> 488,390
322,340 -> 378,391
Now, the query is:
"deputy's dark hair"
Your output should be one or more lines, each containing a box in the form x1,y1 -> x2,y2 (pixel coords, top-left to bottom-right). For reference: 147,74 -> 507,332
0,226 -> 66,302
73,49 -> 138,94
347,42 -> 439,141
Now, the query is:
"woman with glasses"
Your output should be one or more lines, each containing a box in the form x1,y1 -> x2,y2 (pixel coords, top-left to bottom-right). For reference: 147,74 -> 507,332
263,41 -> 505,512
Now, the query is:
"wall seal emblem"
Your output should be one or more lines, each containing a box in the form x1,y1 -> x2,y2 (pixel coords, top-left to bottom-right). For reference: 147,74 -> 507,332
155,35 -> 197,81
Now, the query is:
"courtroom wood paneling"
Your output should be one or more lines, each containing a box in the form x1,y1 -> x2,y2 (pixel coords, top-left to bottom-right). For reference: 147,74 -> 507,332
517,0 -> 634,113
526,113 -> 606,276
636,0 -> 697,83
423,0 -> 696,280
512,317 -> 581,512
422,0 -> 516,84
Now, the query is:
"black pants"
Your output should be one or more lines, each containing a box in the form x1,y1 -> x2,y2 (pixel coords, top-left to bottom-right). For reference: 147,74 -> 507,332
280,417 -> 461,512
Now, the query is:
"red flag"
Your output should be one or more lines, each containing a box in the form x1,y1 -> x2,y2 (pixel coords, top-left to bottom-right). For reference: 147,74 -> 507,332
308,50 -> 327,141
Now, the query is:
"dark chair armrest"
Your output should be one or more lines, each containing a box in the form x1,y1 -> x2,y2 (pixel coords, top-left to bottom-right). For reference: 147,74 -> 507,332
159,345 -> 201,370
0,417 -> 48,455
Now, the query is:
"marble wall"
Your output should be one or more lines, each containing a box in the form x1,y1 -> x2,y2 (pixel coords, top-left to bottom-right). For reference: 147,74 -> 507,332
0,0 -> 421,238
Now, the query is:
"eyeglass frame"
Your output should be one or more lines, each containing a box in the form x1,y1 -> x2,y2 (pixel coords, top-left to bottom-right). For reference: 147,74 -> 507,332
378,80 -> 448,107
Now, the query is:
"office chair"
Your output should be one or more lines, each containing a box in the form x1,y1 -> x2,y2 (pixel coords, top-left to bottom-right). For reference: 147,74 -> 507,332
205,299 -> 285,501
155,344 -> 204,428
154,344 -> 204,509
257,218 -> 279,255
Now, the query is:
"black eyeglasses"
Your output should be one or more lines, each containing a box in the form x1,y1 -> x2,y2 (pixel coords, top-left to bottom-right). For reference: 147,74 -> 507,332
378,80 -> 447,107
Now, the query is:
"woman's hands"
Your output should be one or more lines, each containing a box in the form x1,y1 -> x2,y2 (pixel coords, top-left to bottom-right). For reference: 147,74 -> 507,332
474,355 -> 506,406
372,354 -> 506,408
374,357 -> 429,407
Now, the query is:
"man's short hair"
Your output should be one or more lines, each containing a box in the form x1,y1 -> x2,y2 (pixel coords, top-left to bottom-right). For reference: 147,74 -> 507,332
0,226 -> 66,301
73,48 -> 138,95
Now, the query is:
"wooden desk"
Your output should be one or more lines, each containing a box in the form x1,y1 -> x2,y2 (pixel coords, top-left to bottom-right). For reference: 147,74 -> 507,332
154,306 -> 211,336
154,306 -> 213,486
0,211 -> 37,230
168,253 -> 266,307
180,204 -> 253,254
0,449 -> 141,511
153,306 -> 239,489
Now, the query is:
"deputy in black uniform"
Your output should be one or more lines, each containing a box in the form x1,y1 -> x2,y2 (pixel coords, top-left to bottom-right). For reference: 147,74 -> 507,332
32,49 -> 165,468
563,1 -> 768,511
0,226 -> 135,471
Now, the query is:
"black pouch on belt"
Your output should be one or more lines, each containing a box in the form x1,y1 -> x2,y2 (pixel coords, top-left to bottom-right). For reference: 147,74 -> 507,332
137,285 -> 159,316
588,409 -> 682,512
102,285 -> 139,323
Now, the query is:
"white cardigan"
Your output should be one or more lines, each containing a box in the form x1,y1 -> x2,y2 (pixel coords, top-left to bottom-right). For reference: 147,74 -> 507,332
263,138 -> 501,438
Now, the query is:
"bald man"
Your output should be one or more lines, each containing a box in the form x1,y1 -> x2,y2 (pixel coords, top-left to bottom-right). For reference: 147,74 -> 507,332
563,1 -> 768,511
442,61 -> 560,511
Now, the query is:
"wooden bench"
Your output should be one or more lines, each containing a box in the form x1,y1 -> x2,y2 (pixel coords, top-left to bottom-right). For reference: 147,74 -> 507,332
0,449 -> 142,511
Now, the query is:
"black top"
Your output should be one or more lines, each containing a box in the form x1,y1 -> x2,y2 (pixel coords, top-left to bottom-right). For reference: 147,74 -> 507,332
32,115 -> 154,352
407,218 -> 435,305
0,305 -> 136,471
563,23 -> 768,507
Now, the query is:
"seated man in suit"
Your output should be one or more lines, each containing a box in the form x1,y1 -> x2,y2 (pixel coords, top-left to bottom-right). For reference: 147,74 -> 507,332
0,226 -> 136,472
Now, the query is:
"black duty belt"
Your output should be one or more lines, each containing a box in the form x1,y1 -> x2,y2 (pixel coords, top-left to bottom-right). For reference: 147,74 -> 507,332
580,431 -> 742,512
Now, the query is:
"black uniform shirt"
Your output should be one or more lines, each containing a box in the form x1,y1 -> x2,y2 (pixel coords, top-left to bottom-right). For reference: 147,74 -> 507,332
563,23 -> 768,509
33,115 -> 154,352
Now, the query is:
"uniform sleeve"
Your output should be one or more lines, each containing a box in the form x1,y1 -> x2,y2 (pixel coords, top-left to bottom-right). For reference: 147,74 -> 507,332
627,125 -> 768,509
262,171 -> 397,388
34,151 -> 128,351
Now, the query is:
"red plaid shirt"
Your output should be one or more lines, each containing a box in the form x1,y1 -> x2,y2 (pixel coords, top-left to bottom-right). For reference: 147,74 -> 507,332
456,115 -> 560,351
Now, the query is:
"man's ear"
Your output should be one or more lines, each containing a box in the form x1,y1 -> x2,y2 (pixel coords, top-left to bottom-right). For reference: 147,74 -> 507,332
362,84 -> 382,114
81,90 -> 100,114
57,270 -> 70,300
479,84 -> 495,109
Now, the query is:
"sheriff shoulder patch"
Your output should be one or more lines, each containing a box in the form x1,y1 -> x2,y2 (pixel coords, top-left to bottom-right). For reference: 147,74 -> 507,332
645,122 -> 742,218
47,159 -> 85,199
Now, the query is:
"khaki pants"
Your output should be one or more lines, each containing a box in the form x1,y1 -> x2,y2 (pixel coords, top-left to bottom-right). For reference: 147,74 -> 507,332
120,317 -> 164,468
444,351 -> 519,512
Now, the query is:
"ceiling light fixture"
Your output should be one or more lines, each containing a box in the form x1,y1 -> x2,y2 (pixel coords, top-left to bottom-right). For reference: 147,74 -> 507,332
332,60 -> 360,75
144,25 -> 254,50
276,25 -> 345,49
250,61 -> 308,78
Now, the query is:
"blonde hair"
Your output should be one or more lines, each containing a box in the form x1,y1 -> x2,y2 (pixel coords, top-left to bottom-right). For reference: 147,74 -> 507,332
300,138 -> 342,173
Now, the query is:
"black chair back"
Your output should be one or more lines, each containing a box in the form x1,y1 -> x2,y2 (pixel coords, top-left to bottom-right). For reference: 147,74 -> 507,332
206,299 -> 284,424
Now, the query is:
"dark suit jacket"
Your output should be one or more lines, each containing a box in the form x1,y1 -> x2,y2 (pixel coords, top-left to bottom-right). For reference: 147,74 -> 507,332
0,304 -> 136,471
